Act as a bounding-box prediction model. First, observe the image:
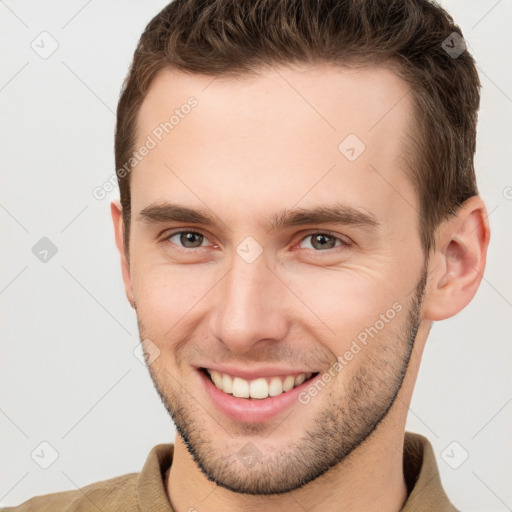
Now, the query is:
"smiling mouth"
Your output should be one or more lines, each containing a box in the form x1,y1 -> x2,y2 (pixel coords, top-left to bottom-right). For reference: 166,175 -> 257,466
200,367 -> 320,400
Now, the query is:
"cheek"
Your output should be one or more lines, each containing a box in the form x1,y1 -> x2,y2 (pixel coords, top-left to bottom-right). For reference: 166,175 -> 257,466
130,261 -> 217,335
283,264 -> 407,349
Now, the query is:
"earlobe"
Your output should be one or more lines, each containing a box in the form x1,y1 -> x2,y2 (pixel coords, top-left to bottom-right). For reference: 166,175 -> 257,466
423,196 -> 490,321
110,200 -> 135,308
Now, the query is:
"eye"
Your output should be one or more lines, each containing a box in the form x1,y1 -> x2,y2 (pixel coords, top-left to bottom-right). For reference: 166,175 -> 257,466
298,232 -> 350,251
164,230 -> 211,249
161,230 -> 350,253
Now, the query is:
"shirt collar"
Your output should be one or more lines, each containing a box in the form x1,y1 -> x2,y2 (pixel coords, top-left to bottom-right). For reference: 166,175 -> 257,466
400,432 -> 458,511
136,431 -> 457,511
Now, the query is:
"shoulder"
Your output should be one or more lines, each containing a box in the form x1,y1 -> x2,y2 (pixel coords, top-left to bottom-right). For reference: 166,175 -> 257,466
1,472 -> 139,512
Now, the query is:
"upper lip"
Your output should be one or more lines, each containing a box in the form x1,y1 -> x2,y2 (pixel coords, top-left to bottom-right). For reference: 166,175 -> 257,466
196,364 -> 317,381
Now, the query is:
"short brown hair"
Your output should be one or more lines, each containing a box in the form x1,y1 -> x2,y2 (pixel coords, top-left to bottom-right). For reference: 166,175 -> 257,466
115,0 -> 480,254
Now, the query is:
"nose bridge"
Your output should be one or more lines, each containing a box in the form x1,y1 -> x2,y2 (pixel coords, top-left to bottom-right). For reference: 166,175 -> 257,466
210,249 -> 289,353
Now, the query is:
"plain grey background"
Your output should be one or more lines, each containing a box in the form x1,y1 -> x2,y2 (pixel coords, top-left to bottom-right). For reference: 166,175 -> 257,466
1,0 -> 511,509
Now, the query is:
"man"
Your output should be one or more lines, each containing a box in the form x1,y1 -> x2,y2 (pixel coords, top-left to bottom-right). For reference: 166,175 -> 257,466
3,0 -> 490,510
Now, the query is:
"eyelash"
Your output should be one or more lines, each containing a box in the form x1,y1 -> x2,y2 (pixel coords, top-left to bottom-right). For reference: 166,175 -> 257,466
161,229 -> 351,254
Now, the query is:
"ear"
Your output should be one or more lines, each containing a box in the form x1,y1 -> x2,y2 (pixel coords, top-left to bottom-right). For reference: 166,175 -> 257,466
423,195 -> 491,321
111,200 -> 135,308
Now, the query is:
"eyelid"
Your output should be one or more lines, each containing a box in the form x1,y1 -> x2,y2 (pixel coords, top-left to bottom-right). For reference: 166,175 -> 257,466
160,228 -> 352,252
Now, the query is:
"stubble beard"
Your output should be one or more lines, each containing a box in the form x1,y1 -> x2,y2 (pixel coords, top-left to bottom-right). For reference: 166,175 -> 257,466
141,266 -> 427,495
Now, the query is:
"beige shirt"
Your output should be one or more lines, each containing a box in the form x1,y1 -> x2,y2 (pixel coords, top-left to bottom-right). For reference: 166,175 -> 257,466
1,432 -> 459,511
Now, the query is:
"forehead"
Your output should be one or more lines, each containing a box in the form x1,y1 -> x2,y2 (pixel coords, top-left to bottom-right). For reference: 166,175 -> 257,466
131,63 -> 417,230
136,63 -> 412,147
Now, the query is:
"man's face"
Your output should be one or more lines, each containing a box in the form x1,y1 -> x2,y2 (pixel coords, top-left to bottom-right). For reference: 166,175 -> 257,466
122,64 -> 428,494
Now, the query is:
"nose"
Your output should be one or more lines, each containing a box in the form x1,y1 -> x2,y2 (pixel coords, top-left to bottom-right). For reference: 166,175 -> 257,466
209,250 -> 290,354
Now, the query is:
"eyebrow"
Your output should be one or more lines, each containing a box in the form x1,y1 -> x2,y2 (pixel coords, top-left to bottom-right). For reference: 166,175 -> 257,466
137,202 -> 380,231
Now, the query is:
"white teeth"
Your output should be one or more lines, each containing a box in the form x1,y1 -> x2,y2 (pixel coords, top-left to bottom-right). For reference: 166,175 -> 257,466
282,375 -> 295,392
232,377 -> 249,398
249,378 -> 269,399
210,370 -> 222,388
206,369 -> 312,399
294,374 -> 306,386
222,373 -> 233,394
268,377 -> 283,396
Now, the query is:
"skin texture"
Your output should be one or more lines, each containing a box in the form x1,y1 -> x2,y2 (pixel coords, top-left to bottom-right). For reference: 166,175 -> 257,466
112,64 -> 490,512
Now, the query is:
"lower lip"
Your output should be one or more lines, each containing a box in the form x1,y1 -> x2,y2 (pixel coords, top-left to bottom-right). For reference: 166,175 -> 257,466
198,369 -> 318,423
